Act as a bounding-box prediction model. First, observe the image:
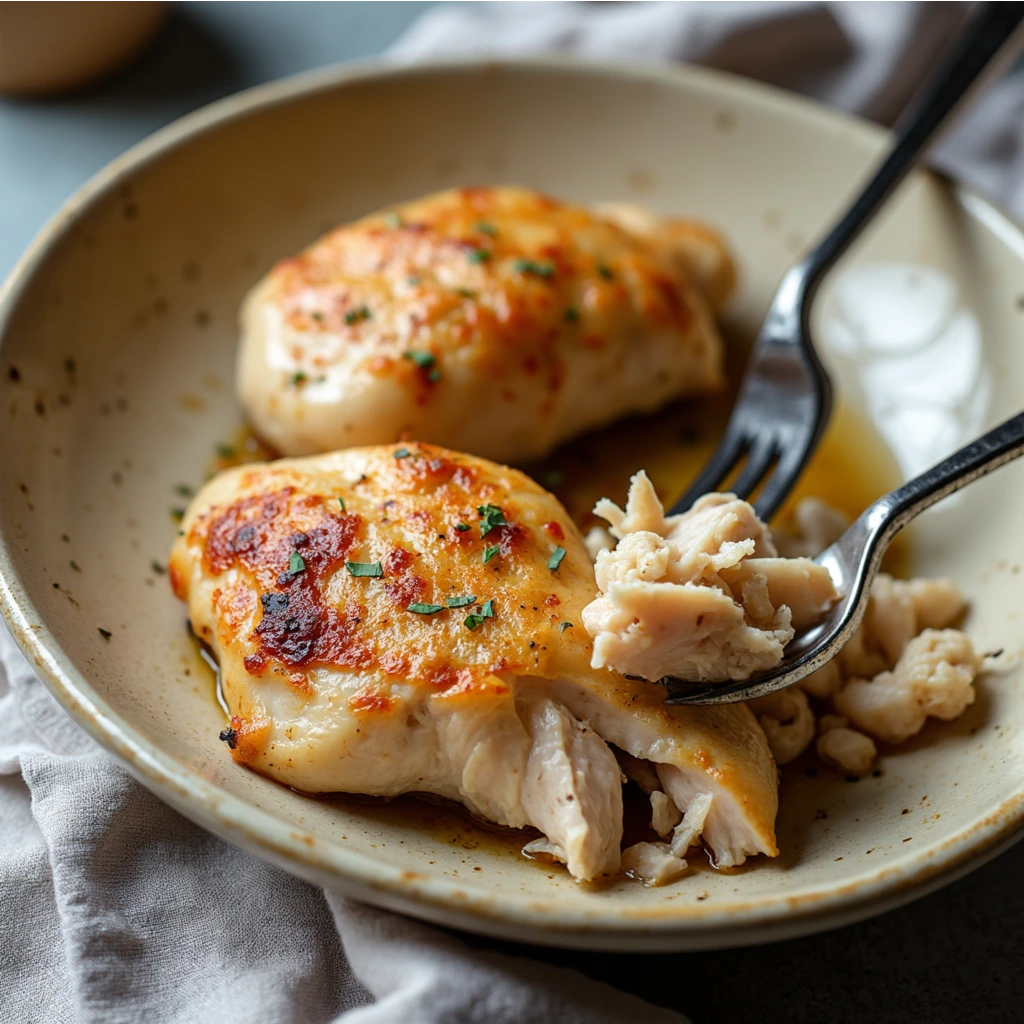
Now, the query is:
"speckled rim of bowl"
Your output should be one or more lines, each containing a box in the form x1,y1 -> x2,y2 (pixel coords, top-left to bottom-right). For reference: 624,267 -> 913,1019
2,56 -> 1024,951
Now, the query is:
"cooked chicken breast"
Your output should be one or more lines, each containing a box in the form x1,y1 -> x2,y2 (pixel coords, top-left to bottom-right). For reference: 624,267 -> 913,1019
169,444 -> 778,880
581,472 -> 839,683
238,187 -> 729,463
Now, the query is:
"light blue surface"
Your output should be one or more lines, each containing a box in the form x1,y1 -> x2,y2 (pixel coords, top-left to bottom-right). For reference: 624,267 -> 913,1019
0,1 -> 432,278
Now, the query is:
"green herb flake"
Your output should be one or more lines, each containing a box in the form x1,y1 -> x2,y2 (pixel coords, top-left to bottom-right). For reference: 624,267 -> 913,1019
513,259 -> 555,278
467,248 -> 491,265
288,550 -> 306,575
403,350 -> 436,370
446,594 -> 476,608
559,621 -> 573,633
477,503 -> 507,537
475,221 -> 497,237
310,310 -> 324,322
464,613 -> 486,631
407,602 -> 444,615
427,368 -> 442,383
482,545 -> 501,564
346,561 -> 383,578
170,507 -> 185,521
455,523 -> 471,533
291,371 -> 308,386
563,307 -> 579,323
215,443 -> 236,459
174,483 -> 194,498
597,262 -> 614,281
337,497 -> 346,511
384,211 -> 402,229
151,560 -> 167,575
480,598 -> 495,618
455,287 -> 477,298
394,447 -> 413,459
548,546 -> 567,572
344,305 -> 372,325
406,275 -> 421,286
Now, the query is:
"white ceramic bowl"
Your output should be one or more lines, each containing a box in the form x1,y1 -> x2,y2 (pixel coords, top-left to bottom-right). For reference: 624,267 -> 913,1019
2,59 -> 1023,951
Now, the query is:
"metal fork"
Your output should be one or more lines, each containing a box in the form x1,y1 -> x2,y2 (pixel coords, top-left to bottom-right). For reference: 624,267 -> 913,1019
666,410 -> 1024,705
670,3 -> 1024,523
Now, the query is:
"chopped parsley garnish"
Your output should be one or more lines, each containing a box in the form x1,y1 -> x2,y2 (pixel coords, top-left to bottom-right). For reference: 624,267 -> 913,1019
384,212 -> 401,229
218,726 -> 237,749
290,371 -> 308,386
215,443 -> 236,459
480,598 -> 495,618
174,483 -> 194,498
455,523 -> 471,532
597,262 -> 614,280
428,368 -> 442,383
477,503 -> 507,537
97,628 -> 112,640
563,307 -> 579,323
513,259 -> 555,278
475,221 -> 497,237
394,447 -> 413,459
548,546 -> 566,571
406,275 -> 421,286
288,550 -> 306,575
310,310 -> 324,322
407,602 -> 443,615
170,507 -> 185,521
344,305 -> 371,324
403,350 -> 436,370
346,561 -> 383,578
482,545 -> 501,564
455,287 -> 477,298
337,497 -> 346,511
560,621 -> 573,632
464,613 -> 486,631
467,248 -> 491,264
151,560 -> 167,575
446,594 -> 476,608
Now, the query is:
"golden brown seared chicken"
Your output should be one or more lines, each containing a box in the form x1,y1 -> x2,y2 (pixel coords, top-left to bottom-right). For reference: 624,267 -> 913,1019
238,187 -> 730,464
169,444 -> 777,881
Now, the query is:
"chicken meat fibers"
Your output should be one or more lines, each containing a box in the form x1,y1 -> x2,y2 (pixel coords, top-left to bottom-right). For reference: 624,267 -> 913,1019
170,444 -> 778,883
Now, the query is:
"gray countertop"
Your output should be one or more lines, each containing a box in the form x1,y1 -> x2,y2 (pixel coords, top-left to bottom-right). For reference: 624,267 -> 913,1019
2,5 -> 1019,1021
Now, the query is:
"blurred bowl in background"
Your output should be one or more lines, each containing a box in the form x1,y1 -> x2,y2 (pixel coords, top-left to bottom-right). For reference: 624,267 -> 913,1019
0,1 -> 166,96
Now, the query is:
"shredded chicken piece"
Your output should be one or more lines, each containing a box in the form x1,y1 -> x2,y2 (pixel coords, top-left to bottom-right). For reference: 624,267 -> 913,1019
621,842 -> 688,886
584,525 -> 616,561
521,836 -> 567,863
650,790 -> 683,837
583,473 -> 838,682
836,629 -> 980,744
616,750 -> 661,795
747,687 -> 816,765
800,659 -> 842,700
816,728 -> 877,776
773,498 -> 850,559
667,790 -> 713,858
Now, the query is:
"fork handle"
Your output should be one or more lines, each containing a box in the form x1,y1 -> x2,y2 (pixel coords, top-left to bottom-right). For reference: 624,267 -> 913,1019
865,410 -> 1024,552
795,3 -> 1024,308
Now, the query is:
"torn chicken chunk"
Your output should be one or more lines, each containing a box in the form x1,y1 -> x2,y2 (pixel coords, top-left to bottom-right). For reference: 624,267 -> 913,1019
582,472 -> 838,682
836,629 -> 980,744
621,842 -> 688,887
747,687 -> 816,765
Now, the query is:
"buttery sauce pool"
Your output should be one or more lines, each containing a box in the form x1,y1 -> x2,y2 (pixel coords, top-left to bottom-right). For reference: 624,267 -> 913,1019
191,373 -> 903,870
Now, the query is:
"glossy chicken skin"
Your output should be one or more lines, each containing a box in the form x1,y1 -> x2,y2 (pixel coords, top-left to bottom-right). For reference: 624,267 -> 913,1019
238,187 -> 728,463
169,444 -> 777,880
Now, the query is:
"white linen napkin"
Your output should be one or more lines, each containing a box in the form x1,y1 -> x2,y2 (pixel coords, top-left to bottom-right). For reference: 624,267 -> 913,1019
2,3 -> 1020,1022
